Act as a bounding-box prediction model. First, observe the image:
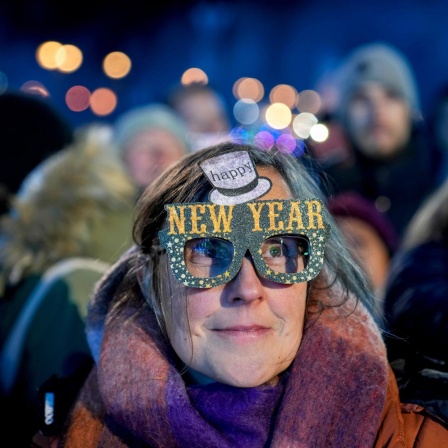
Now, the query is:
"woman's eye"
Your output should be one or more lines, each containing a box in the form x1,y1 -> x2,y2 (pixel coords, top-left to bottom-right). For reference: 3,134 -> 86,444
268,245 -> 283,257
262,236 -> 309,259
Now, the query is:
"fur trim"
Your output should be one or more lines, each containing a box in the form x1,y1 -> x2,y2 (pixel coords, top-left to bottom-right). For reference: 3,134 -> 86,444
0,124 -> 137,287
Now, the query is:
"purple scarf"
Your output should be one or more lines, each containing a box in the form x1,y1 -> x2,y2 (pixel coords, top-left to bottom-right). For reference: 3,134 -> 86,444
65,252 -> 389,447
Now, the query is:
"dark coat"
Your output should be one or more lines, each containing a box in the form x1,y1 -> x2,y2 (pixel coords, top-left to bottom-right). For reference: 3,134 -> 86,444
0,126 -> 136,447
318,123 -> 440,240
383,240 -> 448,428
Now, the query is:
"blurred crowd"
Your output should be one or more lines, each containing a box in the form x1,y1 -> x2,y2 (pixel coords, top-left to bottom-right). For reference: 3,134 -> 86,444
1,40 -> 448,446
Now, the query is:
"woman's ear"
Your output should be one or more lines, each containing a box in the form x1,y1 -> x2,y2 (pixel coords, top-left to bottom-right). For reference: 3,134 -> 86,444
136,258 -> 151,301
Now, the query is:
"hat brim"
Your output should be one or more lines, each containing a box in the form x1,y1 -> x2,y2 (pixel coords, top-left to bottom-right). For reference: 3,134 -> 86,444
209,177 -> 272,205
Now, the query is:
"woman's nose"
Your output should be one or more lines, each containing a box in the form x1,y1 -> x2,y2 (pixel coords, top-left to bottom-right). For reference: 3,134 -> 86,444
224,253 -> 265,304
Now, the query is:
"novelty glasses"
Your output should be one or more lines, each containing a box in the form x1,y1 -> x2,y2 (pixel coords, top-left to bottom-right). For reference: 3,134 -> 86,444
159,199 -> 330,288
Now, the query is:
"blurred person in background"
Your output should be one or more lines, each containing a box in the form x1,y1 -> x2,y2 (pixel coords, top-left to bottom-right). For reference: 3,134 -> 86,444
0,90 -> 74,217
114,103 -> 191,198
326,190 -> 398,300
315,42 -> 439,240
382,177 -> 448,430
0,124 -> 136,447
166,82 -> 232,151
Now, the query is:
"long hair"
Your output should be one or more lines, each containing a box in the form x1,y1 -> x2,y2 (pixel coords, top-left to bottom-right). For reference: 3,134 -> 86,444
122,141 -> 375,338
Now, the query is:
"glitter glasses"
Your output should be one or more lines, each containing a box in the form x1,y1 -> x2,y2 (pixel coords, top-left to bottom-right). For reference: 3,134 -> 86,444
159,199 -> 330,288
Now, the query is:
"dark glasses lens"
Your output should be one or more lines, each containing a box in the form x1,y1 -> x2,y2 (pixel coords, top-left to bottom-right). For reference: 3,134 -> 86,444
261,235 -> 310,274
184,237 -> 234,278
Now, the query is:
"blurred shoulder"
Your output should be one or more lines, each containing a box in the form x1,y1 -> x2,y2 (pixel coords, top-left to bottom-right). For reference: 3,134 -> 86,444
374,365 -> 448,446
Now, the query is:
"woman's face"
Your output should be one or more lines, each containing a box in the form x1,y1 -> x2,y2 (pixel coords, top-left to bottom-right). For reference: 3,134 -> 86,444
124,128 -> 186,188
166,167 -> 308,387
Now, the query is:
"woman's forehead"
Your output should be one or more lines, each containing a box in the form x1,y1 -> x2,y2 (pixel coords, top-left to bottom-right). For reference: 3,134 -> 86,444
257,166 -> 292,201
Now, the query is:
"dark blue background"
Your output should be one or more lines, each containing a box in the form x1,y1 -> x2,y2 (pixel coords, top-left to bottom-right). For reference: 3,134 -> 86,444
1,0 -> 447,129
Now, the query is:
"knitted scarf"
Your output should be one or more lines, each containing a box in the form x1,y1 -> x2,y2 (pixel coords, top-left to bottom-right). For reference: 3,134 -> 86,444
63,250 -> 390,447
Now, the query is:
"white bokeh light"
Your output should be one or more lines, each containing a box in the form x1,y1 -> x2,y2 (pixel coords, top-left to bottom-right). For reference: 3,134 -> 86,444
292,112 -> 318,139
309,123 -> 329,142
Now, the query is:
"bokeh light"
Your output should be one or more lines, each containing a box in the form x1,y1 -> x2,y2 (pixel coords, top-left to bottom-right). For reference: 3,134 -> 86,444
269,84 -> 298,109
181,68 -> 208,85
90,88 -> 117,116
375,196 -> 391,213
276,133 -> 297,153
233,98 -> 259,125
56,44 -> 83,73
20,81 -> 49,97
65,85 -> 91,112
233,77 -> 264,102
292,112 -> 318,139
265,102 -> 292,129
295,140 -> 306,158
36,41 -> 83,73
36,41 -> 62,70
103,51 -> 131,79
229,126 -> 249,143
254,131 -> 275,150
309,123 -> 329,142
297,89 -> 321,114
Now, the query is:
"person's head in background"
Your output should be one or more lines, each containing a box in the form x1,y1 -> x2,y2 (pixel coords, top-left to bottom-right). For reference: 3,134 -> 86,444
334,42 -> 421,160
166,82 -> 231,150
114,103 -> 191,193
327,191 -> 399,297
0,90 -> 74,216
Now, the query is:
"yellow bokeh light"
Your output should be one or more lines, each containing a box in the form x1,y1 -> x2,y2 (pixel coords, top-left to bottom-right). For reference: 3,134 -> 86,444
90,88 -> 117,116
265,103 -> 292,130
56,45 -> 83,73
269,84 -> 298,109
36,41 -> 62,70
234,77 -> 264,102
103,51 -> 132,79
181,67 -> 208,85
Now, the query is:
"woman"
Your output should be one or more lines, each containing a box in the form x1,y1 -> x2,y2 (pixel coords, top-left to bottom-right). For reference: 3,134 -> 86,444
56,142 -> 447,446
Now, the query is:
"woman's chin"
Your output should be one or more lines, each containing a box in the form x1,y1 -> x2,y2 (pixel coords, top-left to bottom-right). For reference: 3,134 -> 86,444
216,368 -> 281,388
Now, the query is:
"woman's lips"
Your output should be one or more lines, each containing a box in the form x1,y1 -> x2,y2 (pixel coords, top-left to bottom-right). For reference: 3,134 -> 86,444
213,325 -> 272,341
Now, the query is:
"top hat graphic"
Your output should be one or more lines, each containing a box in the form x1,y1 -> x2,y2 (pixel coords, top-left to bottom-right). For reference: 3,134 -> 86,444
200,150 -> 272,205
